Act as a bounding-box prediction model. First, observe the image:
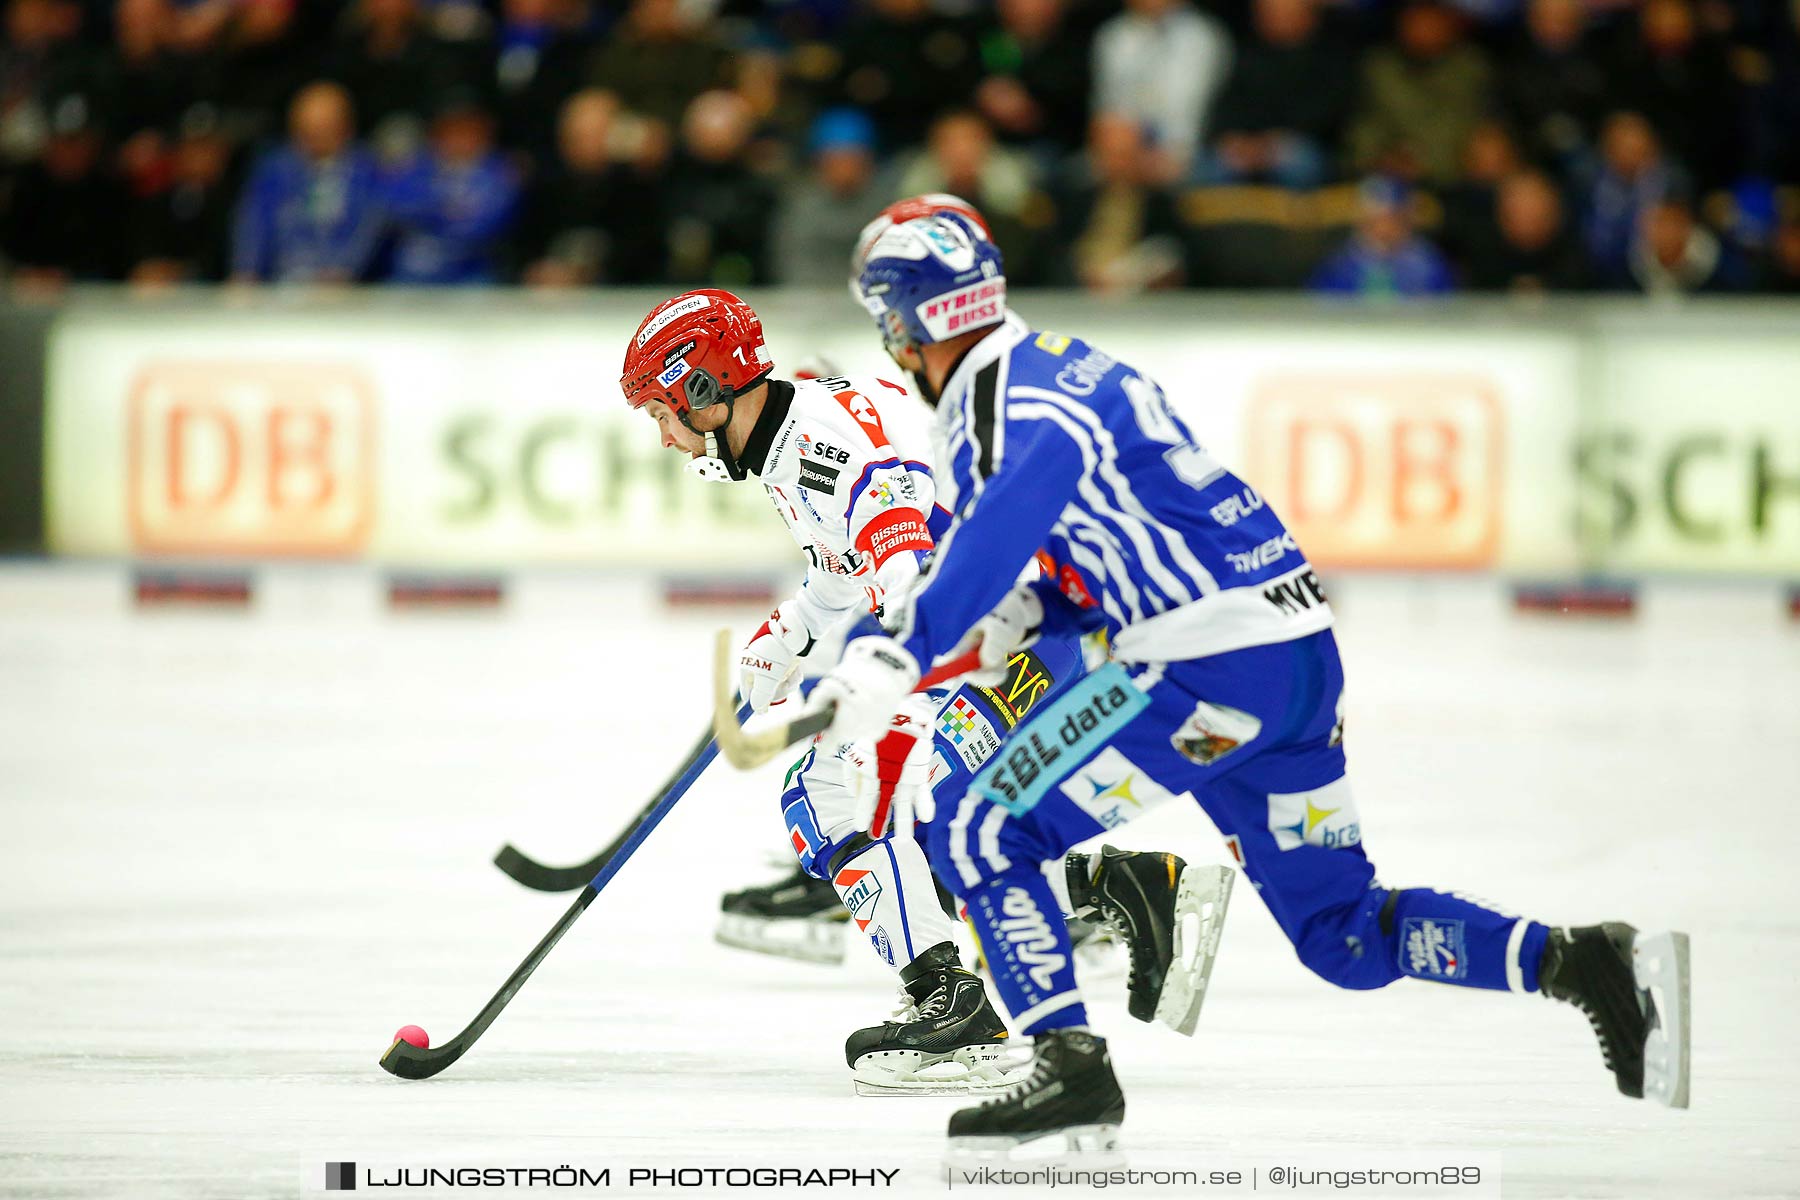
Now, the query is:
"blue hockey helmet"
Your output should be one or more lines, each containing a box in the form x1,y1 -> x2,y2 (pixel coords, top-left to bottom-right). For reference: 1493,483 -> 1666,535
855,214 -> 1006,363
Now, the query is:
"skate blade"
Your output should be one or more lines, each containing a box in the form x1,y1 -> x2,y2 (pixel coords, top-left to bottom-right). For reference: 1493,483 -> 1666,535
946,1124 -> 1123,1161
852,1044 -> 1027,1097
714,914 -> 845,965
1153,864 -> 1235,1037
1632,929 -> 1691,1109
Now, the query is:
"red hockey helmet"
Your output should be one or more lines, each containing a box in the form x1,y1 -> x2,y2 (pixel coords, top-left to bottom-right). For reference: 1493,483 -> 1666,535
850,193 -> 992,286
620,289 -> 773,423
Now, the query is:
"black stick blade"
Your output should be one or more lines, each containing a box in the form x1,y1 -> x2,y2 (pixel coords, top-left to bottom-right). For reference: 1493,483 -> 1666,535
492,844 -> 595,893
379,1035 -> 467,1080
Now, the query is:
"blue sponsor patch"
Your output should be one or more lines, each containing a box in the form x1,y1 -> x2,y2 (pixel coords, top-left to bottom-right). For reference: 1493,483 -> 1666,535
872,926 -> 894,966
658,358 -> 691,388
969,663 -> 1148,817
1400,917 -> 1467,980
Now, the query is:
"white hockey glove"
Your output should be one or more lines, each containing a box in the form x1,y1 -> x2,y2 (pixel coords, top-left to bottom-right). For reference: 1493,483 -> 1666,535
739,601 -> 819,713
811,635 -> 920,743
849,697 -> 939,840
949,583 -> 1045,685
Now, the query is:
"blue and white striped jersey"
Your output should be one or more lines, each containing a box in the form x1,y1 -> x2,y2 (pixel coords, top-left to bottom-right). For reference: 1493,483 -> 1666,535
892,312 -> 1334,670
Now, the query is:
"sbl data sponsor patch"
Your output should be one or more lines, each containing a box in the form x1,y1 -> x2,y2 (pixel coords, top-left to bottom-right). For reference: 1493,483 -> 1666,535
1401,917 -> 1468,980
1266,776 -> 1361,851
1058,747 -> 1182,830
937,695 -> 1002,772
797,461 -> 840,492
970,663 -> 1149,817
871,925 -> 894,966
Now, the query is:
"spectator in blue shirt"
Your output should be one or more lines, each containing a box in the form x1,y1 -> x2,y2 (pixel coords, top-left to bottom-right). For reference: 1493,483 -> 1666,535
383,91 -> 521,284
1310,176 -> 1456,296
231,81 -> 387,283
1580,111 -> 1686,287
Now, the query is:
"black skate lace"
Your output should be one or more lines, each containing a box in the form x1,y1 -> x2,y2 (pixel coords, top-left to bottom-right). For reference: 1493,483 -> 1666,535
1097,905 -> 1144,995
1584,1007 -> 1617,1071
1547,948 -> 1624,1075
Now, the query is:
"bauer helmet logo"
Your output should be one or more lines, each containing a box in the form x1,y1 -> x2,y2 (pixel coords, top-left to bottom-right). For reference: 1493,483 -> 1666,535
636,294 -> 711,348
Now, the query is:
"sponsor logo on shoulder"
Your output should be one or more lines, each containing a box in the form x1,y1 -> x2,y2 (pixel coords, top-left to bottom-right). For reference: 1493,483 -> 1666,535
1034,331 -> 1071,356
797,460 -> 840,493
1210,486 -> 1266,527
1053,347 -> 1117,397
1227,531 -> 1297,574
1261,564 -> 1329,618
796,433 -> 851,464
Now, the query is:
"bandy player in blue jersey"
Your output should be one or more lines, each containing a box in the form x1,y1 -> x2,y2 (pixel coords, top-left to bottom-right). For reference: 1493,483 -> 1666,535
802,214 -> 1692,1152
618,275 -> 1224,1095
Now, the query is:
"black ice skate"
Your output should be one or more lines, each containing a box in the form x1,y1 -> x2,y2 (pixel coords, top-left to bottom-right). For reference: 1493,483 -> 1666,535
846,942 -> 1019,1095
715,864 -> 846,965
946,1029 -> 1125,1156
1541,923 -> 1691,1108
1067,845 -> 1234,1035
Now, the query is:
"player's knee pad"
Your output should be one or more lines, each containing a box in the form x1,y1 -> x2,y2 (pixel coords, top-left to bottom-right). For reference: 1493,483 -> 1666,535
778,746 -> 864,878
1288,887 -> 1404,991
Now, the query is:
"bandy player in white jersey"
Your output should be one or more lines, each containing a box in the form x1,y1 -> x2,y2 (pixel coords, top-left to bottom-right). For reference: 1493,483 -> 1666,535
619,285 -> 1028,1093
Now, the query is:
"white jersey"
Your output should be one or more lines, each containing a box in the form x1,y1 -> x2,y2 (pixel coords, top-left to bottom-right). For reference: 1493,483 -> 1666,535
754,374 -> 941,632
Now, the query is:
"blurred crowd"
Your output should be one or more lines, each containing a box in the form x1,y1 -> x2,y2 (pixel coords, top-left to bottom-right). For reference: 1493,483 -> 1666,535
2,0 -> 1798,297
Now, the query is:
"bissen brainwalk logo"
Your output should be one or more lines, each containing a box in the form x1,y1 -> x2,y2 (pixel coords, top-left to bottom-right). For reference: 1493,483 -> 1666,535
324,1162 -> 355,1190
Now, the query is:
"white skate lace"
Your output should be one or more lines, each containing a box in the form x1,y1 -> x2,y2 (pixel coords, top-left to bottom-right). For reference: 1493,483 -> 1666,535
915,982 -> 953,1021
981,1047 -> 1055,1107
884,986 -> 921,1024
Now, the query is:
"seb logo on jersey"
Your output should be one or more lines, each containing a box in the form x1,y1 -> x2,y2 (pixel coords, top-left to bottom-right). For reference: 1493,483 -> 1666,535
797,433 -> 850,464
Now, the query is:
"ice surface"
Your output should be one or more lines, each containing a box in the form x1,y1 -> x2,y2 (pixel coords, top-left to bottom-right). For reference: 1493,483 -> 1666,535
2,565 -> 1797,1198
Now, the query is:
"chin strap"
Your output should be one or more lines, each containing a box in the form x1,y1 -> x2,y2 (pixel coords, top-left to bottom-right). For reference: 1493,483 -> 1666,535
909,369 -> 939,409
681,398 -> 745,483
